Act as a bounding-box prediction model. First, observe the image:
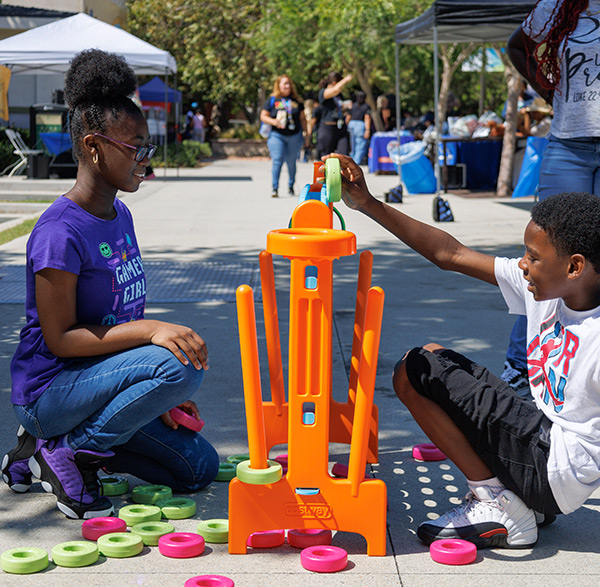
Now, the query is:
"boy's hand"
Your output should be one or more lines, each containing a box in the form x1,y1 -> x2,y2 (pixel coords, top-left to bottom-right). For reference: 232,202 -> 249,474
322,153 -> 375,211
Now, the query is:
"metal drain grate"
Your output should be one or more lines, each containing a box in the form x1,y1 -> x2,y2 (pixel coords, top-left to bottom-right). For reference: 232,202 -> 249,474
0,261 -> 261,304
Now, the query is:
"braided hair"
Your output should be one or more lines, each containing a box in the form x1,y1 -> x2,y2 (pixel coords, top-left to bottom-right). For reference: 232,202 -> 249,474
527,0 -> 589,92
63,49 -> 141,162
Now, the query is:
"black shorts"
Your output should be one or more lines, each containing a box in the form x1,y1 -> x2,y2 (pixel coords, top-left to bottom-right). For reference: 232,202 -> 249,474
404,347 -> 561,515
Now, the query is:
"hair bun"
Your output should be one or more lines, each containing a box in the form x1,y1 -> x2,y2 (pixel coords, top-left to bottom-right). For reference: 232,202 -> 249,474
64,49 -> 137,109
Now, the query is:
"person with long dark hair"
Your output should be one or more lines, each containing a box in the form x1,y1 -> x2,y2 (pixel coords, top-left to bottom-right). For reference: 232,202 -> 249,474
501,0 -> 599,393
316,72 -> 353,157
1,49 -> 218,519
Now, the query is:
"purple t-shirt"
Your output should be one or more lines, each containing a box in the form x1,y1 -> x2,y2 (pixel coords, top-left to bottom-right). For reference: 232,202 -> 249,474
10,196 -> 146,405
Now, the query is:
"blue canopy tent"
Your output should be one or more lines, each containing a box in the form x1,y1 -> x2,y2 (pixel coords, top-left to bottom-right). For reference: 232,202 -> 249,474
139,76 -> 182,105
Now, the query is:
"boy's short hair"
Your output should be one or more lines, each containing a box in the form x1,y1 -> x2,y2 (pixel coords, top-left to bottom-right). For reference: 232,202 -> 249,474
531,192 -> 600,273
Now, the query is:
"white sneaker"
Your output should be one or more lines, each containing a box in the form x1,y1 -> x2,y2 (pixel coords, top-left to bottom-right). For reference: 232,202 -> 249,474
417,486 -> 538,549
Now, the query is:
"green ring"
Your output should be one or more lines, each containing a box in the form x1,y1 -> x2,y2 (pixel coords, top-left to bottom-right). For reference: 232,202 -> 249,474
100,476 -> 129,496
132,484 -> 172,504
215,462 -> 237,482
118,504 -> 162,526
196,519 -> 229,543
236,459 -> 282,485
325,157 -> 342,202
1,547 -> 48,574
97,532 -> 143,558
130,521 -> 175,546
51,541 -> 99,568
156,497 -> 197,519
226,454 -> 250,465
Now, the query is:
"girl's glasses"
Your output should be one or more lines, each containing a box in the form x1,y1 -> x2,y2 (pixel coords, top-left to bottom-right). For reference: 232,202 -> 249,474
93,133 -> 157,162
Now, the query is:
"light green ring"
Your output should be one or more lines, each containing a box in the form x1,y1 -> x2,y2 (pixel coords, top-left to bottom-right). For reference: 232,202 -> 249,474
156,497 -> 197,519
51,541 -> 99,568
100,476 -> 129,496
325,158 -> 342,202
236,459 -> 282,485
118,504 -> 162,526
1,547 -> 48,574
97,532 -> 143,558
132,484 -> 172,504
196,519 -> 229,543
130,521 -> 175,546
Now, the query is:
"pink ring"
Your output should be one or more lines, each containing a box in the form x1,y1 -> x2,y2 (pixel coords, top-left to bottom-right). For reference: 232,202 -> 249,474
300,545 -> 348,573
430,539 -> 476,565
184,576 -> 235,587
169,408 -> 205,432
287,528 -> 332,549
273,454 -> 288,467
247,529 -> 285,548
158,533 -> 205,558
412,443 -> 447,462
82,517 -> 127,541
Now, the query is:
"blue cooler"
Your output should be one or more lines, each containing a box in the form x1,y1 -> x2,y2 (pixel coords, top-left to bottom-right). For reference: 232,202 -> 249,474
388,141 -> 436,194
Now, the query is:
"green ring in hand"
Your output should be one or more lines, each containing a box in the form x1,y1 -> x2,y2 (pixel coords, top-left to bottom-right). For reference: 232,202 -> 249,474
132,484 -> 172,504
131,521 -> 175,546
51,541 -> 99,568
97,532 -> 143,558
100,476 -> 129,496
1,547 -> 48,574
196,519 -> 229,543
118,504 -> 162,526
236,459 -> 282,485
325,157 -> 342,202
156,497 -> 197,519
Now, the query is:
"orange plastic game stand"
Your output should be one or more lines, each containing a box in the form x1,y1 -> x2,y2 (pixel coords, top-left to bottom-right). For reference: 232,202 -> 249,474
229,167 -> 387,556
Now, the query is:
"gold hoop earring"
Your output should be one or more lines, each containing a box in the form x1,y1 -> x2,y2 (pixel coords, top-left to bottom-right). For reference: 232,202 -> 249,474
92,151 -> 98,164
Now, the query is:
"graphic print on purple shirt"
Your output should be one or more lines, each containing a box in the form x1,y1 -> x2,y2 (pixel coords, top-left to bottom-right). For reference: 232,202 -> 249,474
527,313 -> 580,414
10,196 -> 146,406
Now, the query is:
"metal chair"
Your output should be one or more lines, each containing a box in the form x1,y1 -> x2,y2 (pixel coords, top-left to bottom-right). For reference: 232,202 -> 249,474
2,129 -> 43,177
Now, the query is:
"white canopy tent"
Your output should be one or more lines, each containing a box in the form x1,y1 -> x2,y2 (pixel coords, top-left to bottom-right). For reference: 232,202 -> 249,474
0,13 -> 178,171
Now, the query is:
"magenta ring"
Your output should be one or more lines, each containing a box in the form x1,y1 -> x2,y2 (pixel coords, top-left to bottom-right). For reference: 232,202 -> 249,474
287,528 -> 332,549
169,407 -> 205,432
430,539 -> 476,565
247,529 -> 285,548
412,443 -> 447,462
184,576 -> 235,587
82,517 -> 127,541
158,532 -> 205,558
300,545 -> 348,573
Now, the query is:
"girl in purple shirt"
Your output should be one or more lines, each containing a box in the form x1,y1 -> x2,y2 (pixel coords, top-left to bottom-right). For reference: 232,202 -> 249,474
1,50 -> 218,519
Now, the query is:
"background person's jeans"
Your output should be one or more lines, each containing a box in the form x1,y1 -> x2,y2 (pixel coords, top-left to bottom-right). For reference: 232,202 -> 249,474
507,134 -> 600,370
15,345 -> 218,491
267,130 -> 304,192
348,120 -> 368,164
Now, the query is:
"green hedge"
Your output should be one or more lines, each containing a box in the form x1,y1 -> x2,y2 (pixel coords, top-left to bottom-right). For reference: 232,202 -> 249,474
153,140 -> 212,168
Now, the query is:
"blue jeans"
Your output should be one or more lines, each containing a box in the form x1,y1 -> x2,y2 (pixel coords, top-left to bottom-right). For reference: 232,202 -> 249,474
267,131 -> 304,192
14,345 -> 219,492
348,120 -> 368,165
507,134 -> 600,369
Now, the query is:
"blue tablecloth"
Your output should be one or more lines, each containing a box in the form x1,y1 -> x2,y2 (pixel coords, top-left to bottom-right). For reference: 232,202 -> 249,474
368,131 -> 414,173
439,136 -> 503,190
40,132 -> 72,156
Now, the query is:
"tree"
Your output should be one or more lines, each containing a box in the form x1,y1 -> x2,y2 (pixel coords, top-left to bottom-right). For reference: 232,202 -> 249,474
437,43 -> 477,123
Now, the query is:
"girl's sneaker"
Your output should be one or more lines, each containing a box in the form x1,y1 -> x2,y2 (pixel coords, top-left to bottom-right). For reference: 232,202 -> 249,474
29,437 -> 115,519
1,426 -> 41,493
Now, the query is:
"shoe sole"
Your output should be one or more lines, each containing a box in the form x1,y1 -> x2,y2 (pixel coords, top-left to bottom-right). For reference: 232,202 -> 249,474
418,523 -> 537,549
29,454 -> 115,520
1,426 -> 33,493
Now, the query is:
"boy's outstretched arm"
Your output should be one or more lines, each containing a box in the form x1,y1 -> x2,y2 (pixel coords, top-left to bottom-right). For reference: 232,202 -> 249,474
325,154 -> 498,285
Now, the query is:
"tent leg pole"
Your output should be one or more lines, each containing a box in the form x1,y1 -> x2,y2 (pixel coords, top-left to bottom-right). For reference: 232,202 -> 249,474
433,25 -> 442,195
164,68 -> 168,179
394,40 -> 402,192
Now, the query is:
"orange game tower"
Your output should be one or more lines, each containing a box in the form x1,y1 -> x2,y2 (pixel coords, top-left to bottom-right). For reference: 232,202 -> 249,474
229,159 -> 387,556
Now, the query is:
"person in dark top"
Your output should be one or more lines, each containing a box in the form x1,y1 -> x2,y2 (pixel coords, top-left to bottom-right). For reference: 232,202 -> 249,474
316,72 -> 353,158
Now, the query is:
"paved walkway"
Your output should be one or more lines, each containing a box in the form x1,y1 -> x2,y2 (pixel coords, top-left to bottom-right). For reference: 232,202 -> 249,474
0,160 -> 598,586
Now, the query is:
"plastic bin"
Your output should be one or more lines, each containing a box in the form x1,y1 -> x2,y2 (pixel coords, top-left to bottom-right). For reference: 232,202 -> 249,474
27,154 -> 50,179
388,141 -> 436,194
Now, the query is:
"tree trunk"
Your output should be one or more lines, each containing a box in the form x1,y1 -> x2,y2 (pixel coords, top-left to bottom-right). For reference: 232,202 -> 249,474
438,43 -> 476,125
344,58 -> 384,132
496,56 -> 522,197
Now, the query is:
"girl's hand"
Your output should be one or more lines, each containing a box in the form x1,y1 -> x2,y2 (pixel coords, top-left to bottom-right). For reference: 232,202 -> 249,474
322,153 -> 375,211
150,322 -> 209,370
161,400 -> 201,430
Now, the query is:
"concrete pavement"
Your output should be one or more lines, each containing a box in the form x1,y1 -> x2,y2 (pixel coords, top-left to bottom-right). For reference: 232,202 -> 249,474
0,159 -> 599,586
